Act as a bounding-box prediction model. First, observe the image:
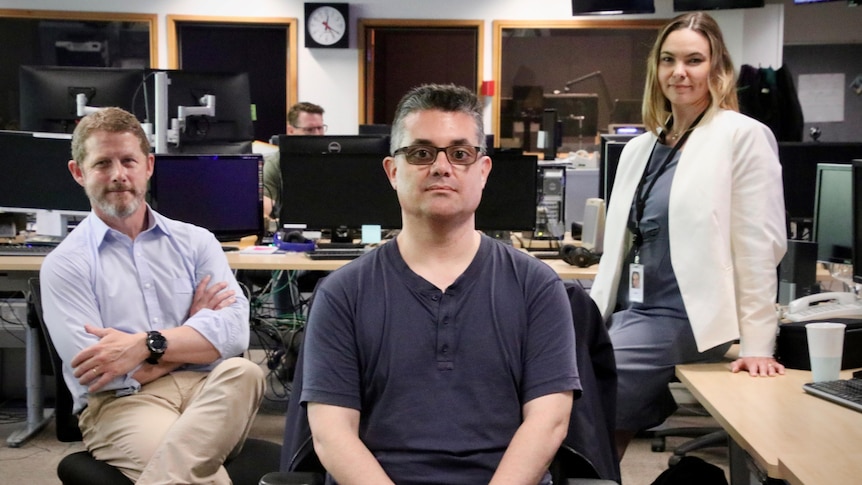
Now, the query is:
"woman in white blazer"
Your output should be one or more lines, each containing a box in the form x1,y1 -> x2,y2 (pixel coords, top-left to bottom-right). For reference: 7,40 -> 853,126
589,12 -> 788,458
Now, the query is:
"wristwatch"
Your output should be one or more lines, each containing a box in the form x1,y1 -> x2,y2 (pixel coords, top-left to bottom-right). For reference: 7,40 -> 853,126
145,331 -> 168,365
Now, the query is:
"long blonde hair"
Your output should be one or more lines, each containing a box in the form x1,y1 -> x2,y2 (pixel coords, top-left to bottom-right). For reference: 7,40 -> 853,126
642,11 -> 738,136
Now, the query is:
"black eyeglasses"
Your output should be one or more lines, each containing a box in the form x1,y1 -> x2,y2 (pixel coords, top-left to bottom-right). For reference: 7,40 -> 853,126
392,145 -> 484,166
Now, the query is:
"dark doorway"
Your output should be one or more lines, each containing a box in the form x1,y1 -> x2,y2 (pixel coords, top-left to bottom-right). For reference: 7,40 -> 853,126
175,21 -> 291,141
363,23 -> 481,125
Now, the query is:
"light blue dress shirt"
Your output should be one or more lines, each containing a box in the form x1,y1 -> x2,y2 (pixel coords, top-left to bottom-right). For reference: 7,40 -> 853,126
40,206 -> 249,413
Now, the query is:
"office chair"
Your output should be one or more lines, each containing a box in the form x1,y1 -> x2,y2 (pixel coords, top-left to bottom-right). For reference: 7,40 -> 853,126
27,277 -> 281,485
260,280 -> 620,485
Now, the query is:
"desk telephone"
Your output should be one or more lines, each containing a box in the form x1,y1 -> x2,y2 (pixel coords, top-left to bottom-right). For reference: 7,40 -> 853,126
783,292 -> 862,322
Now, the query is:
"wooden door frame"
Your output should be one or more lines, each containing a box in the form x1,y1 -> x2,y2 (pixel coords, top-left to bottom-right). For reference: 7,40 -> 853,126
0,8 -> 158,64
358,19 -> 484,125
166,15 -> 298,114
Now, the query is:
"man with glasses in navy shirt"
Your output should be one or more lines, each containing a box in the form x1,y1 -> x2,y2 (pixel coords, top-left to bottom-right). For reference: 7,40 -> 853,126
300,84 -> 580,484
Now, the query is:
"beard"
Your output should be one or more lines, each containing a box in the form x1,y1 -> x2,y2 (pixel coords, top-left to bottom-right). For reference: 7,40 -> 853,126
86,182 -> 143,220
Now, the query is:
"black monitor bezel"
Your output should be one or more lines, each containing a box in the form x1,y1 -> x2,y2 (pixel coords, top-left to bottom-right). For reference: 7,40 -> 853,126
599,133 -> 637,203
149,153 -> 264,243
277,134 -> 391,157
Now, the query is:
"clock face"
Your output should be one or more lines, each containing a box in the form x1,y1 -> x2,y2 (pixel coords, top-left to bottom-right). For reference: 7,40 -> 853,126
307,5 -> 347,47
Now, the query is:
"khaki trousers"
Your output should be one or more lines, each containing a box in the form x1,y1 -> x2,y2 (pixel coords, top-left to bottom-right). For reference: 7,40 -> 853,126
78,357 -> 265,485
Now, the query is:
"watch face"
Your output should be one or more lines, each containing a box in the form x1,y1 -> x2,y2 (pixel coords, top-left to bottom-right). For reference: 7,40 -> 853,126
147,331 -> 167,353
306,5 -> 348,48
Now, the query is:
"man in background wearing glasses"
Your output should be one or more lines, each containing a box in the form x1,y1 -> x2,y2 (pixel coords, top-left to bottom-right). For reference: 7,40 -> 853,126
262,102 -> 327,223
298,84 -> 579,484
258,102 -> 327,318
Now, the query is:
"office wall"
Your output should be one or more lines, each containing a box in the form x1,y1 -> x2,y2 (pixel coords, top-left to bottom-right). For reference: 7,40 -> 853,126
0,0 -> 806,136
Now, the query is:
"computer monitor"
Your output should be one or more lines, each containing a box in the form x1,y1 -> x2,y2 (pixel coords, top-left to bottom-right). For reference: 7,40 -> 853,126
853,160 -> 862,285
19,65 -> 149,133
0,130 -> 90,236
149,153 -> 264,243
277,134 -> 390,157
599,133 -> 637,203
279,152 -> 401,235
478,153 -> 538,232
162,69 -> 255,144
813,163 -> 853,264
778,142 -> 862,225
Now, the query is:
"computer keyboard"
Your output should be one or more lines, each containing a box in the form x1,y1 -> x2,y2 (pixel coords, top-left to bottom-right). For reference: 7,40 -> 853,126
783,300 -> 862,322
0,245 -> 55,256
803,378 -> 862,413
307,248 -> 369,260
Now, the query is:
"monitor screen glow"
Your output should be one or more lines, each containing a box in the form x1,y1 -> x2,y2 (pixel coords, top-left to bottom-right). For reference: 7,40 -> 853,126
149,153 -> 263,242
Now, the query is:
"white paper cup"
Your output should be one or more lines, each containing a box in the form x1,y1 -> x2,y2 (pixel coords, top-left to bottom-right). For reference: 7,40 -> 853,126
806,322 -> 846,382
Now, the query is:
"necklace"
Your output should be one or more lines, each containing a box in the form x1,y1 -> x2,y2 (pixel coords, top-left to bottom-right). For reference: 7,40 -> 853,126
666,126 -> 692,142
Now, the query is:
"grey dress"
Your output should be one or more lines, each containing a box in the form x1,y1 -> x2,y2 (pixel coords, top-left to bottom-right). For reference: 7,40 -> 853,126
609,141 -> 731,432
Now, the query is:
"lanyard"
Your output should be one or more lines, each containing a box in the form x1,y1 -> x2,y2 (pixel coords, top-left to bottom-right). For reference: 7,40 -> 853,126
631,111 -> 704,259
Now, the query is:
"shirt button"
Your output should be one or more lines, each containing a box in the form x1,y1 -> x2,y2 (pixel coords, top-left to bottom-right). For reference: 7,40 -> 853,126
152,317 -> 159,324
431,295 -> 439,301
441,345 -> 449,354
144,283 -> 152,289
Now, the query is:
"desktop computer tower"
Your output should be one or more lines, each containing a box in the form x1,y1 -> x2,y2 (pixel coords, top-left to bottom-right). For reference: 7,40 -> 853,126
531,163 -> 567,240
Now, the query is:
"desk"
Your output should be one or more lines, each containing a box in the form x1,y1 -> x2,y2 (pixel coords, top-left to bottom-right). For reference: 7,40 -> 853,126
676,363 -> 862,485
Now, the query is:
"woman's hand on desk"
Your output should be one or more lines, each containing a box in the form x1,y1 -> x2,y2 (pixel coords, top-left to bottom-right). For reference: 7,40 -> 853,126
730,356 -> 785,377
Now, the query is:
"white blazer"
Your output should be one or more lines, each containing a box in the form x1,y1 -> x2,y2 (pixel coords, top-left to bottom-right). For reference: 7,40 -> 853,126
590,109 -> 787,356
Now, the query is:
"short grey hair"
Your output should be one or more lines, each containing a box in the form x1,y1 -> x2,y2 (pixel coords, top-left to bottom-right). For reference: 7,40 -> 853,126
389,84 -> 484,155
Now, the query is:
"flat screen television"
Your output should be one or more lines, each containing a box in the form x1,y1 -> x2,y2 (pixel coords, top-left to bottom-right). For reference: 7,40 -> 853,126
813,163 -> 853,264
19,66 -> 149,133
277,134 -> 391,156
853,160 -> 862,284
161,69 -> 255,145
149,153 -> 264,242
572,0 -> 655,14
673,0 -> 765,10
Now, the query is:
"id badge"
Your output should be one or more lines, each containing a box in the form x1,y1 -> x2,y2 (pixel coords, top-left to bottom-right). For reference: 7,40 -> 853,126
629,263 -> 644,303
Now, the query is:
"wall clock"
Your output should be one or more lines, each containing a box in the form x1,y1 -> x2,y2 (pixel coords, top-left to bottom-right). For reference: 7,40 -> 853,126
305,3 -> 349,49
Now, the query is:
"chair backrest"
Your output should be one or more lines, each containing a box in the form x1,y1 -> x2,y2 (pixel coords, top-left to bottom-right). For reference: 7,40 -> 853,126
28,277 -> 83,442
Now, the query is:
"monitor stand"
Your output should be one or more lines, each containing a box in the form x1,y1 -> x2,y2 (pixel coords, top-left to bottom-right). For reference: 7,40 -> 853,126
318,227 -> 363,249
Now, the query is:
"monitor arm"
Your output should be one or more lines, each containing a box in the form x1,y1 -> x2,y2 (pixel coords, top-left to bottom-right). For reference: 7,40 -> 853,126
75,93 -> 101,117
167,94 -> 216,146
561,70 -> 615,114
76,93 -> 155,148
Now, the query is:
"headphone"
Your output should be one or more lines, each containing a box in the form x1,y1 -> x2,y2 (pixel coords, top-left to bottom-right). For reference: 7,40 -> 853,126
273,230 -> 315,252
560,244 -> 600,268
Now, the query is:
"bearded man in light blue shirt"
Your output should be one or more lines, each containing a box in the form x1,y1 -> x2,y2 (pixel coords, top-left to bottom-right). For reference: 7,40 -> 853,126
40,107 -> 265,484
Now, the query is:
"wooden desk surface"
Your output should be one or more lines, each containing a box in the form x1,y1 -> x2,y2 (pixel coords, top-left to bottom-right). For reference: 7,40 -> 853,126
0,252 -> 598,279
676,363 -> 862,484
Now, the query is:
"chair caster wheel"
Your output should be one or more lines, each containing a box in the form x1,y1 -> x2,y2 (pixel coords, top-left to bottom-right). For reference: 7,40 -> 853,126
668,455 -> 683,467
651,437 -> 667,452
